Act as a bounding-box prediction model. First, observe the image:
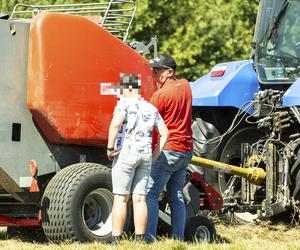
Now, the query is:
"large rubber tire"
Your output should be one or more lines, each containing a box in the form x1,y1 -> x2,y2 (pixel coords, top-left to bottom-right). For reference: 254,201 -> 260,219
41,163 -> 129,242
192,115 -> 263,224
185,215 -> 216,243
191,117 -> 220,190
290,147 -> 300,201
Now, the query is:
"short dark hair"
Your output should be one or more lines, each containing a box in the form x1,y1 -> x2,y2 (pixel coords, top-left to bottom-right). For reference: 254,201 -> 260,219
119,73 -> 141,89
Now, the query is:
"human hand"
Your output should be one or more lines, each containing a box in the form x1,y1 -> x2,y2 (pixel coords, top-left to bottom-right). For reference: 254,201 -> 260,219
107,150 -> 120,161
152,149 -> 161,161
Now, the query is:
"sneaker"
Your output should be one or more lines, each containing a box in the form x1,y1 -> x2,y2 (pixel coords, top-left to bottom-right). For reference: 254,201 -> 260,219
111,235 -> 122,245
135,234 -> 145,243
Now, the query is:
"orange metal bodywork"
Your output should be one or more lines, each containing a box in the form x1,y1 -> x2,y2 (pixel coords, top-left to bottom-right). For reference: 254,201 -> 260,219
27,12 -> 156,147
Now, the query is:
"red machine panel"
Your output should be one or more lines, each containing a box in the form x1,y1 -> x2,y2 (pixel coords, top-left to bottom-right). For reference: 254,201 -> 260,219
27,12 -> 156,146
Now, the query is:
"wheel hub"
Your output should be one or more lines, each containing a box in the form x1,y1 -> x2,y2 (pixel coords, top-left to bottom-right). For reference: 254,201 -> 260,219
82,188 -> 113,236
194,225 -> 211,242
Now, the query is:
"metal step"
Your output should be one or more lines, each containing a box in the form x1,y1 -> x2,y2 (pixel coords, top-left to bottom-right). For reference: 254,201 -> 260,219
0,203 -> 40,217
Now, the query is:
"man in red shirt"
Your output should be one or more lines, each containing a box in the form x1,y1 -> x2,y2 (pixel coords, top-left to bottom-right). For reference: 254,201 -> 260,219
145,54 -> 193,242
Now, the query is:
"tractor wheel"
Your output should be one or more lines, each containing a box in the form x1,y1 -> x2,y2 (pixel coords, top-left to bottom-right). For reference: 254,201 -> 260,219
291,147 -> 300,201
41,163 -> 131,242
192,116 -> 263,224
185,215 -> 216,243
191,117 -> 220,190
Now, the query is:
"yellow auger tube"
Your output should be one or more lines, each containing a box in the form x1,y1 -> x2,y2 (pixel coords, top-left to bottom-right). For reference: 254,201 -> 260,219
190,156 -> 266,185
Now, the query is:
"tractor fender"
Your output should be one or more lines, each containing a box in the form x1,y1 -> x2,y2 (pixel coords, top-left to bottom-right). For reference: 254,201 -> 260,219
283,77 -> 300,106
191,60 -> 260,114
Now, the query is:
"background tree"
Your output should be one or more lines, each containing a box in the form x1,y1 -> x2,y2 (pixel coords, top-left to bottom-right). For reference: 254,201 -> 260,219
1,0 -> 259,80
130,0 -> 259,80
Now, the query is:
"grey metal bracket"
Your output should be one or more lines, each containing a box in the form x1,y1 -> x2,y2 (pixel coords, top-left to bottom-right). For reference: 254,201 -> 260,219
129,37 -> 158,59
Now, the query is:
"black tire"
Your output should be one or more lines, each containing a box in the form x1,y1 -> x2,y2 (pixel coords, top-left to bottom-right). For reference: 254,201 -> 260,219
192,114 -> 263,224
291,148 -> 300,200
185,216 -> 216,243
41,163 -> 131,242
191,117 -> 220,190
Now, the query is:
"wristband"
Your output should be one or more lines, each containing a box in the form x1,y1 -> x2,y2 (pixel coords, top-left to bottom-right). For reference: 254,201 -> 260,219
107,147 -> 114,151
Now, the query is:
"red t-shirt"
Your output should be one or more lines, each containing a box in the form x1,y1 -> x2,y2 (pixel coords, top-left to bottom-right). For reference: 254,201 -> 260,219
150,78 -> 193,152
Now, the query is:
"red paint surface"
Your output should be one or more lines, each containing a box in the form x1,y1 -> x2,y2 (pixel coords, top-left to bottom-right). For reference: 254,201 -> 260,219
190,172 -> 223,210
0,215 -> 41,226
211,70 -> 225,77
27,12 -> 156,146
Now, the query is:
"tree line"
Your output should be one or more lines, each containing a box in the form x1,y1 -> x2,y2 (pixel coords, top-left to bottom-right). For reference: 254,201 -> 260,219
1,0 -> 259,80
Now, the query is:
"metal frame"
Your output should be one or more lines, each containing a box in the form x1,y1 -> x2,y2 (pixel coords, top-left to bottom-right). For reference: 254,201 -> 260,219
0,215 -> 40,226
10,1 -> 136,41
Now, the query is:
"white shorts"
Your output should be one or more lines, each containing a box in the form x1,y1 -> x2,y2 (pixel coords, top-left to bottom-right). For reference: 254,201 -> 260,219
112,151 -> 152,195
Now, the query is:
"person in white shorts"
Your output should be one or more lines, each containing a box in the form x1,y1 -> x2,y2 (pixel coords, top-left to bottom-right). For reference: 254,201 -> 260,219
107,73 -> 169,244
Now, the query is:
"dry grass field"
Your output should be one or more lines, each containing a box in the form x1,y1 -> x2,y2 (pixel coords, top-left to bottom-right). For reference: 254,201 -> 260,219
0,222 -> 300,250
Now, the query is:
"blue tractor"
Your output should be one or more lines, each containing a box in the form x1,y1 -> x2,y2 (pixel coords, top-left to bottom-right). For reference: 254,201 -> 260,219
191,0 -> 300,223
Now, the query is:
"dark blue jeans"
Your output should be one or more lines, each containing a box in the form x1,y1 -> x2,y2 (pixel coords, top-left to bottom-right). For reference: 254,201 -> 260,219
145,150 -> 193,241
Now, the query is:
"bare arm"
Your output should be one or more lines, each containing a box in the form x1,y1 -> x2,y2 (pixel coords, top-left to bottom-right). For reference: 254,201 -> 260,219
152,122 -> 169,161
107,114 -> 125,160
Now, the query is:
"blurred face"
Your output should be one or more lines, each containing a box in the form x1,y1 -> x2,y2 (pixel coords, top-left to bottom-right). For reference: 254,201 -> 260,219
122,88 -> 139,97
152,67 -> 174,87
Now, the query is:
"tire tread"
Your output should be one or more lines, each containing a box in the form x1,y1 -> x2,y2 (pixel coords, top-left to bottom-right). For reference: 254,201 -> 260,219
41,163 -> 111,242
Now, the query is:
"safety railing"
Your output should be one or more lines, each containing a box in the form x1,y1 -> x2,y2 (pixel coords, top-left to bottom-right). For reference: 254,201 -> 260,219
10,1 -> 136,41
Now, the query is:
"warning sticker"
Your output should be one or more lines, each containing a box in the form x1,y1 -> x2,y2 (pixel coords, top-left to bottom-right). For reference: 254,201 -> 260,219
214,165 -> 231,174
100,83 -> 119,96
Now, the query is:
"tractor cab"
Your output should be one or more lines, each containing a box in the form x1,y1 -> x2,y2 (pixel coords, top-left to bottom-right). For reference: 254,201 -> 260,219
254,0 -> 300,86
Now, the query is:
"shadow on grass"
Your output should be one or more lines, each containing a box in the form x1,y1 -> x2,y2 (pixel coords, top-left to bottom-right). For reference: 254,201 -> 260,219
215,233 -> 231,244
6,226 -> 48,243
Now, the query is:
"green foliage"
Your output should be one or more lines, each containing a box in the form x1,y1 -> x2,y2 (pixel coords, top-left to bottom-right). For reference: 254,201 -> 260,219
0,0 -> 259,80
130,0 -> 259,80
